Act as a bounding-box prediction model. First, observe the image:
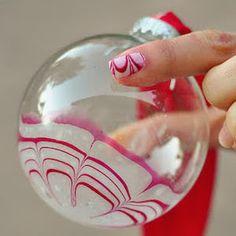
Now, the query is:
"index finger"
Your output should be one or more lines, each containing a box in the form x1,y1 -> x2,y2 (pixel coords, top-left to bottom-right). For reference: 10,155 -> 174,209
108,30 -> 236,87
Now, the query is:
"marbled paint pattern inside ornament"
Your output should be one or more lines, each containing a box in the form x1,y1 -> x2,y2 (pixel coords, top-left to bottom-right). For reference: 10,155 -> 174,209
18,114 -> 181,227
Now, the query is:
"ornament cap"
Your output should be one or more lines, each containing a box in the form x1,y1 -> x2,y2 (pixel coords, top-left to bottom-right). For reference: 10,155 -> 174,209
130,11 -> 191,41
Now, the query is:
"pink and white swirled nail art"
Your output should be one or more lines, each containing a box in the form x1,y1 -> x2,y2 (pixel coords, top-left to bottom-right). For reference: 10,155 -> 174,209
109,52 -> 145,79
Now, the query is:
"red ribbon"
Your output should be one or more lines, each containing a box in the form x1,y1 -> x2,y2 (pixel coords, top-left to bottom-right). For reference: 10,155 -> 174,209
140,12 -> 217,236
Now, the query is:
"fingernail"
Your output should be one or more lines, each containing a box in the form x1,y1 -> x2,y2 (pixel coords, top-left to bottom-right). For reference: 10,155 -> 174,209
218,123 -> 234,148
108,52 -> 145,79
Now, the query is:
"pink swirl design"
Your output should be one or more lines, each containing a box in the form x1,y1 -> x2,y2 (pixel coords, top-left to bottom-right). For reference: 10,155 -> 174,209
18,114 -> 180,227
109,52 -> 145,79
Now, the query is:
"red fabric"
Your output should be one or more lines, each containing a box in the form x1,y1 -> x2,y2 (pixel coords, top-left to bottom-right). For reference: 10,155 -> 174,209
141,12 -> 217,236
143,150 -> 217,236
153,11 -> 192,35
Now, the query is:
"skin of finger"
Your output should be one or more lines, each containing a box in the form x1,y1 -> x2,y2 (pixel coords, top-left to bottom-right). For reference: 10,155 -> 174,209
116,30 -> 236,87
208,108 -> 226,146
203,55 -> 236,110
225,101 -> 236,140
218,122 -> 234,148
110,108 -> 225,157
109,114 -> 164,156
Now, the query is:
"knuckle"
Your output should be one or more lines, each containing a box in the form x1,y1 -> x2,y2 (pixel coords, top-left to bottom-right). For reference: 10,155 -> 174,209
158,39 -> 177,76
202,30 -> 236,57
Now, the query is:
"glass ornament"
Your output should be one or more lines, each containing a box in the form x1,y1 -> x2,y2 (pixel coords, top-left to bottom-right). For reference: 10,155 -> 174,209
18,12 -> 209,228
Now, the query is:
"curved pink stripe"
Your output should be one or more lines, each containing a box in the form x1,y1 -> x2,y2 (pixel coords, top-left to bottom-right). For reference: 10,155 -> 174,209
21,114 -> 41,124
46,169 -> 74,206
116,209 -> 138,225
39,146 -> 81,163
42,158 -> 76,176
75,182 -> 115,211
82,164 -> 127,201
126,203 -> 157,216
28,168 -> 59,203
19,136 -> 86,157
130,199 -> 169,211
24,158 -> 40,167
77,173 -> 120,206
120,206 -> 147,222
20,147 -> 37,153
85,156 -> 131,200
45,169 -> 73,184
29,169 -> 43,179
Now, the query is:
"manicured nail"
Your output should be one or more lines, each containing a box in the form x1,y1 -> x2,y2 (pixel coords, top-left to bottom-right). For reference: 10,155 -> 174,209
109,52 -> 145,79
218,123 -> 234,148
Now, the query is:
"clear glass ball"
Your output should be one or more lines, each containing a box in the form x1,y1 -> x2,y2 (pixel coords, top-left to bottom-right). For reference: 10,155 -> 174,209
18,34 -> 209,228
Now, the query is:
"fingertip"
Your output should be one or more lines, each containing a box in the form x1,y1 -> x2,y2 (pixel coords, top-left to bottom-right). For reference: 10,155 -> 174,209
108,52 -> 146,81
225,101 -> 236,140
218,122 -> 234,148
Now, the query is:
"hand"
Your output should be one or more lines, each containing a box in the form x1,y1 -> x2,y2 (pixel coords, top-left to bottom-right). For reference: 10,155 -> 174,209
109,30 -> 236,149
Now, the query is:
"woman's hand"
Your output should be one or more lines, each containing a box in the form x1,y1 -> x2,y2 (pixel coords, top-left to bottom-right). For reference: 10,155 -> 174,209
109,30 -> 236,149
